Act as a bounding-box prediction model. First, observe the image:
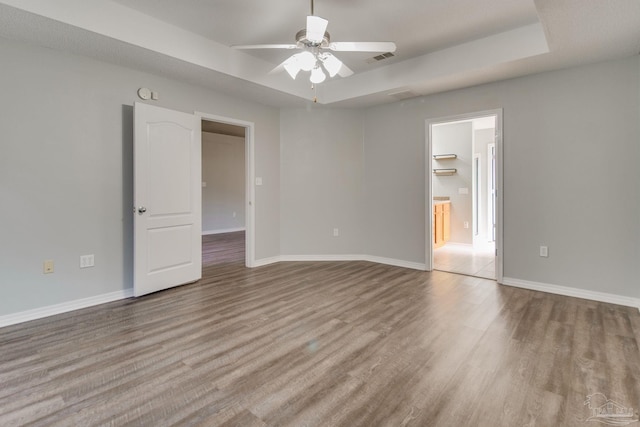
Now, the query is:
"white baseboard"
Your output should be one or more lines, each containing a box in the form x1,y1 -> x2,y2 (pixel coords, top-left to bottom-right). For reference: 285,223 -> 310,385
363,255 -> 427,271
277,254 -> 426,271
0,289 -> 134,328
1,254 -> 489,329
252,256 -> 282,267
202,227 -> 245,235
502,277 -> 640,311
279,254 -> 364,262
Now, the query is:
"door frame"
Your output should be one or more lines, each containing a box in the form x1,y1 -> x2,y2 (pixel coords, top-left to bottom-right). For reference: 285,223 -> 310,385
472,152 -> 481,246
487,143 -> 496,242
196,111 -> 256,268
425,108 -> 503,283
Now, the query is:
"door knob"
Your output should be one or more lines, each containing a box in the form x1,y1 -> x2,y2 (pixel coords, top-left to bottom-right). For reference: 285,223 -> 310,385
137,207 -> 147,214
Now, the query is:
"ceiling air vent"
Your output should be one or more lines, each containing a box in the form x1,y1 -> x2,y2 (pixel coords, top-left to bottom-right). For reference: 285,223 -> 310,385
365,52 -> 395,64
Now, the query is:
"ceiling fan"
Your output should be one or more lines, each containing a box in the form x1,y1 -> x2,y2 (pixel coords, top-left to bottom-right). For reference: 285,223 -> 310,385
232,0 -> 396,84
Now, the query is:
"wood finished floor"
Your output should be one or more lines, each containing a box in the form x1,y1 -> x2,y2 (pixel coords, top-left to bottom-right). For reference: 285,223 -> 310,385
1,232 -> 639,426
202,232 -> 246,267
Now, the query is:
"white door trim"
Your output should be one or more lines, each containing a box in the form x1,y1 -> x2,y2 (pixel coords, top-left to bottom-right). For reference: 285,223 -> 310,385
425,109 -> 504,283
195,111 -> 256,268
487,143 -> 496,243
472,152 -> 481,245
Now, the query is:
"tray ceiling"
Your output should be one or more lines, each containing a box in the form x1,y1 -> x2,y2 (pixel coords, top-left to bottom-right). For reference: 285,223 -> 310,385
0,0 -> 638,107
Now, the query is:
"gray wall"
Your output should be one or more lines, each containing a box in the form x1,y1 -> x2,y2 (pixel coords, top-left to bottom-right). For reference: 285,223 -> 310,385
202,132 -> 245,233
280,108 -> 364,255
362,104 -> 426,263
0,37 -> 281,316
432,122 -> 473,245
363,56 -> 640,298
2,34 -> 638,318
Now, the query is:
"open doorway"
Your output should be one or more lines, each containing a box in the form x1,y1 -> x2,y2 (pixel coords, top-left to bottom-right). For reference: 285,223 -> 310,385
198,112 -> 256,269
426,110 -> 502,281
201,120 -> 246,267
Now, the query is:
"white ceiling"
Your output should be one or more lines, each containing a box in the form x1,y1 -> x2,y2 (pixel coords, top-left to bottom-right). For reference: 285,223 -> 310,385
110,0 -> 540,74
0,0 -> 639,108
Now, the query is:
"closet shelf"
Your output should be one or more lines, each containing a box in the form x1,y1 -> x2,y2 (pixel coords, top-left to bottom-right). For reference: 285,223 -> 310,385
433,168 -> 457,176
433,154 -> 457,160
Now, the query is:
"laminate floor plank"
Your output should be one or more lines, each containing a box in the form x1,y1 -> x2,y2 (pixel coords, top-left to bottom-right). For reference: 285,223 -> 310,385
1,231 -> 639,426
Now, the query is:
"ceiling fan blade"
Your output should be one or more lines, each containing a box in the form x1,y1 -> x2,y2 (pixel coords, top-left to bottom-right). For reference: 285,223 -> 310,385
328,42 -> 397,53
268,58 -> 289,75
269,54 -> 303,79
232,44 -> 298,50
338,62 -> 354,78
306,15 -> 328,43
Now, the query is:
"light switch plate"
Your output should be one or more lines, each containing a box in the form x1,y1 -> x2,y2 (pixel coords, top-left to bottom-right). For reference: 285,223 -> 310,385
255,177 -> 263,186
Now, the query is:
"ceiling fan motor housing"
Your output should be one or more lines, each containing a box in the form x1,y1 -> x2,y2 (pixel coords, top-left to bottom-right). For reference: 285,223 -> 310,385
296,29 -> 331,48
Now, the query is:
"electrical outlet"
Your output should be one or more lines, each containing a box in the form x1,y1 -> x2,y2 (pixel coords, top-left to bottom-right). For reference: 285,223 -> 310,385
80,254 -> 95,268
539,246 -> 548,257
464,221 -> 469,229
333,228 -> 339,237
43,260 -> 54,274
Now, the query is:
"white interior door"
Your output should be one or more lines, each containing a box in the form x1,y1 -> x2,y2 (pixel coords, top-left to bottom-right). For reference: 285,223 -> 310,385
134,102 -> 201,297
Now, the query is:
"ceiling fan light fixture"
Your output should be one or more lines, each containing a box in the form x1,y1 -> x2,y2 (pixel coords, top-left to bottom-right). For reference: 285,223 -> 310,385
320,54 -> 343,77
310,66 -> 326,84
295,51 -> 317,71
235,0 -> 396,87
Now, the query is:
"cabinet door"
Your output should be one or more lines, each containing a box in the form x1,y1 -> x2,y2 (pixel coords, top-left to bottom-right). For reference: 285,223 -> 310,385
443,203 -> 451,242
434,204 -> 444,247
433,210 -> 438,245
